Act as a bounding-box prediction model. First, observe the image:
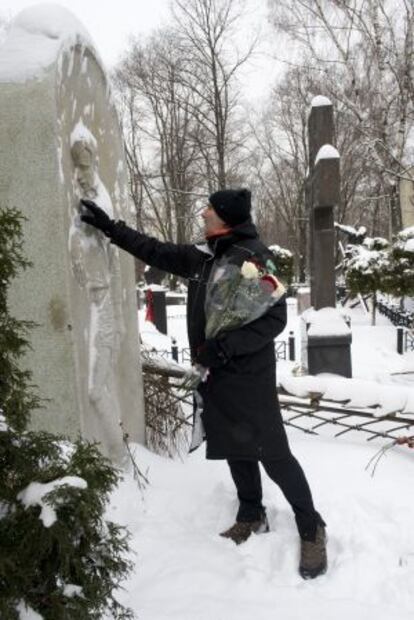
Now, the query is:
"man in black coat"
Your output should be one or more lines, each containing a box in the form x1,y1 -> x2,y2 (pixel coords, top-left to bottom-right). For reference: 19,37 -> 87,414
80,188 -> 327,579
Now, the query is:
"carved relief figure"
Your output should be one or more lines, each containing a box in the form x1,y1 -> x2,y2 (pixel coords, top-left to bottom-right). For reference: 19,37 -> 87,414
69,135 -> 125,462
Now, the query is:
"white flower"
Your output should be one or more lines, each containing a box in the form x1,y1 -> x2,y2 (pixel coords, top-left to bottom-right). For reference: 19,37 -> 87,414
241,260 -> 259,279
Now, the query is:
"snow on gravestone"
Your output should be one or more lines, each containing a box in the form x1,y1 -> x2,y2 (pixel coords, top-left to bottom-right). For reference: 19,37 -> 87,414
0,5 -> 145,462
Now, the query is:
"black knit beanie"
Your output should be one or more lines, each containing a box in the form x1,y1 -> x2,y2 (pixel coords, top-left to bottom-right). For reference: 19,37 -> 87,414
209,188 -> 252,227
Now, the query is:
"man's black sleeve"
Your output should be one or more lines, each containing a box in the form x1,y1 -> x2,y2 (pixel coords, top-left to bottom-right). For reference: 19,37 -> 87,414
110,221 -> 202,279
219,296 -> 287,358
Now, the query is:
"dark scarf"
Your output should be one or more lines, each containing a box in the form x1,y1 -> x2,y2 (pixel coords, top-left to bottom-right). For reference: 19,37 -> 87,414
207,220 -> 259,257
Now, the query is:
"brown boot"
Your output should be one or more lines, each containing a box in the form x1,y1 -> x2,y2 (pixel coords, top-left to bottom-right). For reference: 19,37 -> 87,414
220,514 -> 269,545
299,524 -> 327,579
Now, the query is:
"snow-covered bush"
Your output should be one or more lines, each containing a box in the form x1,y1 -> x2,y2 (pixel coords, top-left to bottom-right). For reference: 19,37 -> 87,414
344,244 -> 392,297
362,237 -> 389,251
0,429 -> 134,619
269,244 -> 294,284
0,208 -> 41,432
341,226 -> 414,299
342,239 -> 392,325
387,226 -> 414,297
0,208 -> 134,619
342,227 -> 414,324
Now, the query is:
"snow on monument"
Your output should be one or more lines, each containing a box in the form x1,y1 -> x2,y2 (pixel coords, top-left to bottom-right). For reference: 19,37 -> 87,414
0,5 -> 145,462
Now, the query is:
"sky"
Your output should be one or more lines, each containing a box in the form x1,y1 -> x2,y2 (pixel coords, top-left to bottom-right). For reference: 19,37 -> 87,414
0,0 -> 172,68
0,0 -> 278,101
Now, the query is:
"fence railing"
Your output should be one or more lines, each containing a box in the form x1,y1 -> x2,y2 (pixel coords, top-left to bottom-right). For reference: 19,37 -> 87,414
279,393 -> 414,446
360,297 -> 414,354
405,330 -> 414,352
141,355 -> 414,448
146,334 -> 296,365
377,299 -> 414,328
151,324 -> 412,358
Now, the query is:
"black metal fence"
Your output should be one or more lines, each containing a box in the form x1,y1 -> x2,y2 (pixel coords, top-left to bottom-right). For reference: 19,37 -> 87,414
279,393 -> 414,446
377,299 -> 414,328
397,327 -> 414,354
147,335 -> 295,365
405,330 -> 414,352
375,298 -> 414,354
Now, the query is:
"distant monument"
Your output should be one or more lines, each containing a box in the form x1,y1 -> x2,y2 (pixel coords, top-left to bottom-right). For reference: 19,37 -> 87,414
399,167 -> 414,229
304,96 -> 352,378
0,5 -> 145,462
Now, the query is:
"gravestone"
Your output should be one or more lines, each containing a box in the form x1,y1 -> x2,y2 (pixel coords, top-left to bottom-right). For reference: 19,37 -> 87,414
307,97 -> 338,309
304,96 -> 352,377
152,290 -> 168,335
144,265 -> 167,286
0,6 -> 145,462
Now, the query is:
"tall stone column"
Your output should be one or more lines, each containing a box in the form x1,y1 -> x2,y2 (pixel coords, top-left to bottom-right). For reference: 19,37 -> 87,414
307,97 -> 337,309
304,96 -> 352,377
0,6 -> 146,462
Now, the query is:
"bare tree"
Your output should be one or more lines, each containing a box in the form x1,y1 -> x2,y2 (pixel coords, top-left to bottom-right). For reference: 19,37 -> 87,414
269,0 -> 414,233
114,0 -> 255,249
172,0 -> 256,189
114,29 -> 205,244
248,59 -> 392,279
247,69 -> 310,279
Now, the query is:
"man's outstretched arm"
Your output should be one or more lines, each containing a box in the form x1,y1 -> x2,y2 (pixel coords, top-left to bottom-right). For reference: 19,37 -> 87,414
80,199 -> 202,279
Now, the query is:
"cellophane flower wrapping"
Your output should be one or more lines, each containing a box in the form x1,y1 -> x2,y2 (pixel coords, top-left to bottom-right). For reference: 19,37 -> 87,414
205,256 -> 285,339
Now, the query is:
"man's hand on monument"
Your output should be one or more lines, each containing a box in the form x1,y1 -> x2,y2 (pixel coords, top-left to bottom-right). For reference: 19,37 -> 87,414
196,338 -> 229,369
80,199 -> 115,237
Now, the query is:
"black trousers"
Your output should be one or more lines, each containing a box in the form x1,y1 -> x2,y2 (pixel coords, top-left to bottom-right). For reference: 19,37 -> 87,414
227,455 -> 325,540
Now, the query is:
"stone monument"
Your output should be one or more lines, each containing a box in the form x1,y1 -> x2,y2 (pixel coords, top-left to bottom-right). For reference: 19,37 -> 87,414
0,5 -> 145,462
399,167 -> 414,229
304,96 -> 352,377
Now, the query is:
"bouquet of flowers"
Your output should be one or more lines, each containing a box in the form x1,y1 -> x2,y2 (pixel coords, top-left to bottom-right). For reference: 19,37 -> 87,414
205,256 -> 286,339
182,256 -> 285,388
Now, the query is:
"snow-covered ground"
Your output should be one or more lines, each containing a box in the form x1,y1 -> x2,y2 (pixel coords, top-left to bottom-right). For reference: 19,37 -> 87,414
109,300 -> 414,620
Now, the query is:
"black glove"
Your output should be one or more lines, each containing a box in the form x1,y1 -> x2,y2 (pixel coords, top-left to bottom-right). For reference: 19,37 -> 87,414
196,338 -> 229,368
79,199 -> 115,237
